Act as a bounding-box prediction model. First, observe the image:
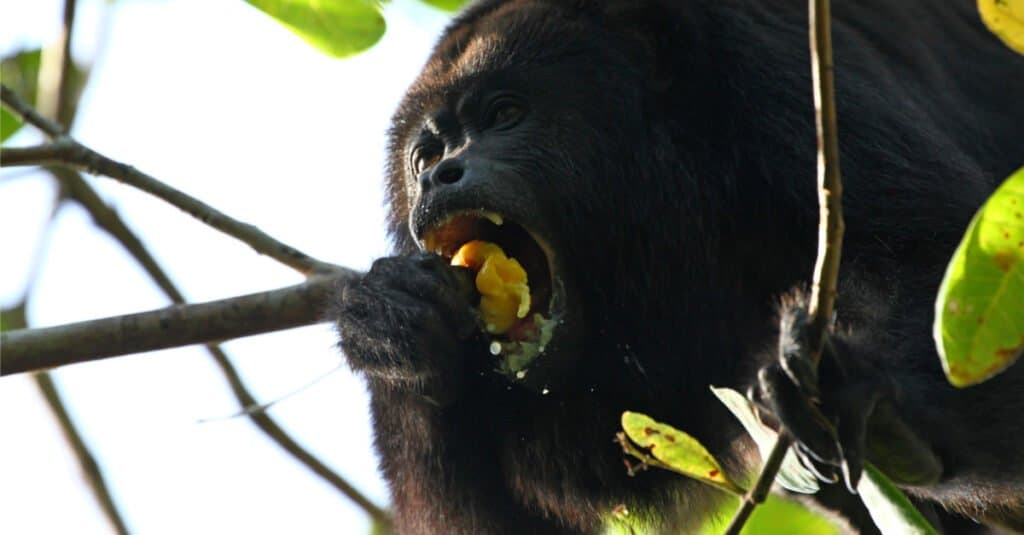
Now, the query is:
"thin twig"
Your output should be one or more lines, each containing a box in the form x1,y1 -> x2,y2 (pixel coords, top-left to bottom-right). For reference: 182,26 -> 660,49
722,432 -> 791,535
36,0 -> 79,125
7,2 -> 389,527
723,0 -> 845,532
0,86 -> 339,276
208,352 -> 393,526
1,85 -> 64,136
0,272 -> 355,375
51,168 -> 390,526
12,95 -> 129,533
54,168 -> 187,301
57,0 -> 79,126
36,372 -> 131,535
805,0 -> 844,360
2,144 -> 64,166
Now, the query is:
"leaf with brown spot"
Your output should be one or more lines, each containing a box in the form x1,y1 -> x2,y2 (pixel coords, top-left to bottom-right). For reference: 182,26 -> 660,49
620,411 -> 744,495
934,167 -> 1024,387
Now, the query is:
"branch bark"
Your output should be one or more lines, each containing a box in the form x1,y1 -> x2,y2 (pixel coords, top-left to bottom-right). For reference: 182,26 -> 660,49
36,0 -> 79,126
50,167 -> 391,526
3,5 -> 392,528
36,372 -> 131,535
20,5 -> 135,532
724,0 -> 845,532
1,272 -> 356,375
208,352 -> 393,526
0,85 -> 339,276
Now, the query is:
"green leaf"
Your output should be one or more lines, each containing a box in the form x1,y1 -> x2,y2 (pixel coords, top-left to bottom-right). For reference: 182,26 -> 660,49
857,464 -> 938,535
710,386 -> 819,494
0,109 -> 20,142
245,0 -> 386,58
934,167 -> 1024,387
620,411 -> 745,495
419,0 -> 468,11
1,49 -> 42,142
698,494 -> 840,535
1,303 -> 28,333
369,518 -> 393,535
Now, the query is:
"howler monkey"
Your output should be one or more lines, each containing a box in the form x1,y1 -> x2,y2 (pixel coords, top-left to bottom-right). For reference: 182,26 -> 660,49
333,0 -> 1024,533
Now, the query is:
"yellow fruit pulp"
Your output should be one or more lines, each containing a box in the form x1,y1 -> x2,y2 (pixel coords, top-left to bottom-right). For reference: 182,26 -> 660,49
978,0 -> 1024,54
451,240 -> 531,334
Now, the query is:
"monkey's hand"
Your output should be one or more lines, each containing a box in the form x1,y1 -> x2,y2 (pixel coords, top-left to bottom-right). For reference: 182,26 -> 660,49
333,253 -> 480,406
750,300 -> 943,493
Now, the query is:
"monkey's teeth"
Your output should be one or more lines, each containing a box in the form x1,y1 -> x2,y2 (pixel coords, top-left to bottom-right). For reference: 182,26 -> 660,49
423,233 -> 438,253
483,211 -> 504,226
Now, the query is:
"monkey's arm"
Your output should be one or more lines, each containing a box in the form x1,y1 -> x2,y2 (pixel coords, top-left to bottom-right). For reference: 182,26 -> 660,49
334,254 -> 570,534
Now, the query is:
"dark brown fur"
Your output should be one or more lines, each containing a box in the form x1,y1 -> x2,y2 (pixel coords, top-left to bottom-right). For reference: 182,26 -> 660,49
333,1 -> 1024,532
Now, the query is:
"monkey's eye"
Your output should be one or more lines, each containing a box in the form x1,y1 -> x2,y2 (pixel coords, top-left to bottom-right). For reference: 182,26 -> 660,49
484,96 -> 526,131
411,143 -> 443,175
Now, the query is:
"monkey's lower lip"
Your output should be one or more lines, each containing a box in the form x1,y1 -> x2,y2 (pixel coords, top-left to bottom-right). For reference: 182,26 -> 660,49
420,210 -> 561,376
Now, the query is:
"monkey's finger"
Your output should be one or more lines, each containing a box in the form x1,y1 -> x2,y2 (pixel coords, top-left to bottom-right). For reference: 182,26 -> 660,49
779,341 -> 821,401
378,254 -> 479,339
756,364 -> 842,466
833,383 -> 881,493
795,444 -> 839,484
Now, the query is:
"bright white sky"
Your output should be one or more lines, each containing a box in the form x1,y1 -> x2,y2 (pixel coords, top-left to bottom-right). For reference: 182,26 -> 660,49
0,1 -> 450,533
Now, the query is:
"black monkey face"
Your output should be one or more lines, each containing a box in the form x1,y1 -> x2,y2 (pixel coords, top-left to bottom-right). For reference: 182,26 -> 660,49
382,2 -> 663,389
399,85 -> 583,385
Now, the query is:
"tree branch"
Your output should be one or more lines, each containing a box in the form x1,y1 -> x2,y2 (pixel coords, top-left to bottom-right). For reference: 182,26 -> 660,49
36,372 -> 131,535
36,0 -> 79,126
1,272 -> 356,375
722,431 -> 791,534
54,167 -> 186,302
5,3 -> 391,527
724,0 -> 845,532
1,85 -> 64,137
2,144 -> 65,166
208,352 -> 392,526
1,85 -> 340,276
805,0 -> 844,359
51,167 -> 391,526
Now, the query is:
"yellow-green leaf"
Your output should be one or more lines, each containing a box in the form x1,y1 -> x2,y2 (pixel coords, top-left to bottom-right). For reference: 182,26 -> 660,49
245,0 -> 386,58
698,494 -> 840,535
620,411 -> 744,494
857,464 -> 938,535
369,518 -> 393,535
1,49 -> 42,142
934,168 -> 1024,387
1,303 -> 28,333
420,0 -> 468,11
978,0 -> 1024,54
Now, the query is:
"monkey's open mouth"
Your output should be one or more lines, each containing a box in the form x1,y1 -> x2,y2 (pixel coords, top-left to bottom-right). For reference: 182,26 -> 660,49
421,210 -> 562,379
